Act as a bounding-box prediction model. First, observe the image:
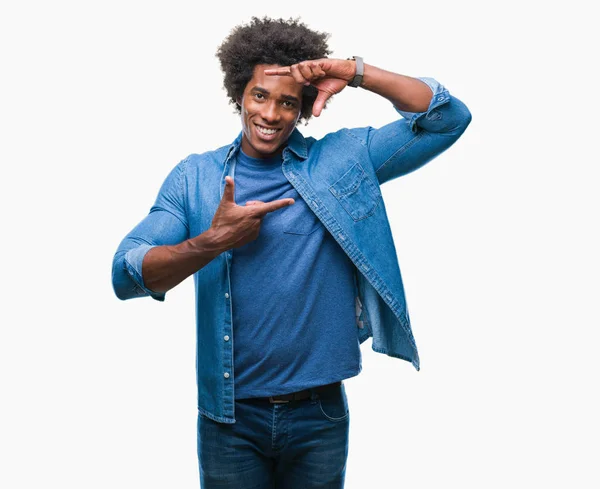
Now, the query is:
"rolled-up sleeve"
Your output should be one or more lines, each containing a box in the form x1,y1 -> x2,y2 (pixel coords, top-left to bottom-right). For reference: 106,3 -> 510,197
354,77 -> 472,185
395,78 -> 443,129
112,159 -> 190,301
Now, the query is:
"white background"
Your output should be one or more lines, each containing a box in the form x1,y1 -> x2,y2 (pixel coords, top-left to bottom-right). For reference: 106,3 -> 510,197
1,1 -> 598,488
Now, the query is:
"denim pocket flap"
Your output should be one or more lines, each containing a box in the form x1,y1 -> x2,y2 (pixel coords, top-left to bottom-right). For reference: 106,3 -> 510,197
329,162 -> 380,221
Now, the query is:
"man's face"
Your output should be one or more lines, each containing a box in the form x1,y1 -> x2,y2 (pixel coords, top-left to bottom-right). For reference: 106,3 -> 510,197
238,64 -> 303,159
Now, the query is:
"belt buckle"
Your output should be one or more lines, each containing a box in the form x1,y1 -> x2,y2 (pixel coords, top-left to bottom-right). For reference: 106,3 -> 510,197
269,396 -> 289,404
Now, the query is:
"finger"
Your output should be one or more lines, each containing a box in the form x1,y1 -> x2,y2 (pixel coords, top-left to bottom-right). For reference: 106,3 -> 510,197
311,61 -> 327,77
312,91 -> 331,117
222,176 -> 236,203
289,64 -> 309,85
297,63 -> 315,86
245,200 -> 264,206
264,67 -> 292,76
254,198 -> 295,216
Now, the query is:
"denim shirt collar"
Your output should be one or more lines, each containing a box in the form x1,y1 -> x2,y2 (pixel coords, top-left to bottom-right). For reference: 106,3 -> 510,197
224,127 -> 308,163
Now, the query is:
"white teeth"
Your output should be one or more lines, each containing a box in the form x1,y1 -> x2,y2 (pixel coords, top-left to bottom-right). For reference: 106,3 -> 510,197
257,126 -> 277,135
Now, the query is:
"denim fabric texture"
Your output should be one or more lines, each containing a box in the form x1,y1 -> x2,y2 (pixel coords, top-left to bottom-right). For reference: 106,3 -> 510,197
197,382 -> 350,489
111,77 -> 472,424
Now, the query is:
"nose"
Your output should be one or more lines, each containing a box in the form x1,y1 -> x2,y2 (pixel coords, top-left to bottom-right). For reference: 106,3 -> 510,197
260,100 -> 281,124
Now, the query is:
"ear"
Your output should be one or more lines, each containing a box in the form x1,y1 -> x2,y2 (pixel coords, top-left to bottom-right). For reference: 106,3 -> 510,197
235,96 -> 242,107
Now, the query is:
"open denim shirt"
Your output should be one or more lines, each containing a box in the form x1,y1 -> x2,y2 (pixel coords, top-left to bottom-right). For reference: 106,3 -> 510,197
112,77 -> 472,423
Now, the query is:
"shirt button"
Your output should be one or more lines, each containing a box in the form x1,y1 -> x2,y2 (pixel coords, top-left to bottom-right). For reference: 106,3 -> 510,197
224,335 -> 230,341
224,292 -> 229,299
224,372 -> 230,379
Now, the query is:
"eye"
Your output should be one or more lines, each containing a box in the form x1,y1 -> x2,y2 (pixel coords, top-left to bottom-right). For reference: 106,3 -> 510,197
253,92 -> 265,100
282,100 -> 296,108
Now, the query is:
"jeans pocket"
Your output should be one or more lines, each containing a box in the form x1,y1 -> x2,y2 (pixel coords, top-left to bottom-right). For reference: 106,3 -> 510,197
317,383 -> 350,422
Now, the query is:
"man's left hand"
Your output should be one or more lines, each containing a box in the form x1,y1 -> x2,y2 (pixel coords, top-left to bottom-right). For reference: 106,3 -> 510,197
264,59 -> 356,117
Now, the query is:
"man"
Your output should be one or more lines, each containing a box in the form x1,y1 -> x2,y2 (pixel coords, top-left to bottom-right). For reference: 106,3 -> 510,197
112,16 -> 471,489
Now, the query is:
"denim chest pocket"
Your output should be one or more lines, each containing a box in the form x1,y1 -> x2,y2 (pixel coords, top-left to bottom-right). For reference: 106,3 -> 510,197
329,162 -> 381,221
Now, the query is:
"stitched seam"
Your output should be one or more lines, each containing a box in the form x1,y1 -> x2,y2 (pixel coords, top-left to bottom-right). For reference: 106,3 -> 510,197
271,406 -> 277,450
179,157 -> 189,232
318,400 -> 349,422
375,131 -> 425,176
342,128 -> 368,147
329,163 -> 381,221
149,205 -> 188,230
330,162 -> 363,196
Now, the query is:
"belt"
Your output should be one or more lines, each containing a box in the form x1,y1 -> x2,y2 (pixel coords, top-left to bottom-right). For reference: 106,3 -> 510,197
266,381 -> 342,404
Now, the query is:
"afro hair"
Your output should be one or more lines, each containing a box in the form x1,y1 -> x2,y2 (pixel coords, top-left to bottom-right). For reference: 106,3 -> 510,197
216,16 -> 332,125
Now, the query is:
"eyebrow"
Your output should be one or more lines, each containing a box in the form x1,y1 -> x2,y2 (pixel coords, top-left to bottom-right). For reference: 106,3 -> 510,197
251,86 -> 300,104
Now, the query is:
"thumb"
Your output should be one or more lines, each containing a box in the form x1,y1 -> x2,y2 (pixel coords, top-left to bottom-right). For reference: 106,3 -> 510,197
222,176 -> 236,204
313,91 -> 331,117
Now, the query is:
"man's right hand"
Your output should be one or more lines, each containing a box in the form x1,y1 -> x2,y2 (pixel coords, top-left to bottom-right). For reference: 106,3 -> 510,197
206,176 -> 294,251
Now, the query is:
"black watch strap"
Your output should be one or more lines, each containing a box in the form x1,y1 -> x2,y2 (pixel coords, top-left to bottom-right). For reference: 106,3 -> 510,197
347,56 -> 364,88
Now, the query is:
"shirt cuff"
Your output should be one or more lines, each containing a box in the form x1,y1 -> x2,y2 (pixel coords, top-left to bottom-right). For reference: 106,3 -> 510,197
124,244 -> 166,302
394,77 -> 451,133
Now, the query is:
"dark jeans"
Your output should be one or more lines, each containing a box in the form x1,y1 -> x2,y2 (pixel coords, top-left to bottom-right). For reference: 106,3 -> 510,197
197,382 -> 350,488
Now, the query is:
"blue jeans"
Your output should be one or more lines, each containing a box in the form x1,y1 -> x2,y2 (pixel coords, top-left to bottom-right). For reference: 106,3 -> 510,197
197,382 -> 350,488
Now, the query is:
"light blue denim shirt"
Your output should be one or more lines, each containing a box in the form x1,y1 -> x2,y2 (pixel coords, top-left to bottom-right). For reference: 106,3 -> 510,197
112,77 -> 472,423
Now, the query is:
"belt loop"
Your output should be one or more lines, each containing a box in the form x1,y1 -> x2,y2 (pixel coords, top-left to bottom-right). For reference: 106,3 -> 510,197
309,388 -> 319,402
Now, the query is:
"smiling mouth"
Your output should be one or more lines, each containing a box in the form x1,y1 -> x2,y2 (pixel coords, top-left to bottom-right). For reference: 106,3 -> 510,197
255,124 -> 280,139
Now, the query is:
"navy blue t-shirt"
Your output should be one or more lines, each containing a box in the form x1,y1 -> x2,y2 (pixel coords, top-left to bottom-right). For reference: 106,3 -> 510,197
231,149 -> 362,399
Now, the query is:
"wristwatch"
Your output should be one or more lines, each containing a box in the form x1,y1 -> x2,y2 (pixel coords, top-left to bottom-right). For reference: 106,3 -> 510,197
346,56 -> 364,88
